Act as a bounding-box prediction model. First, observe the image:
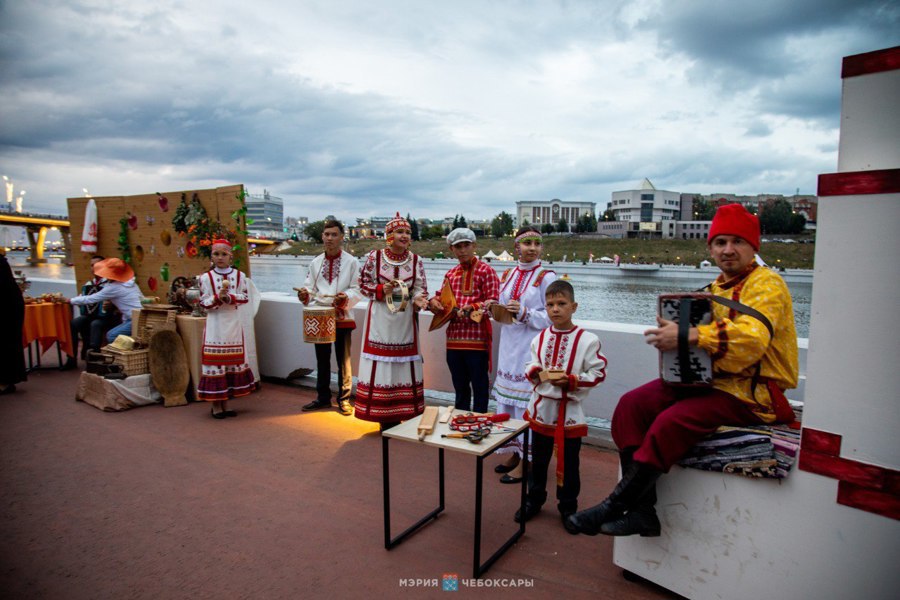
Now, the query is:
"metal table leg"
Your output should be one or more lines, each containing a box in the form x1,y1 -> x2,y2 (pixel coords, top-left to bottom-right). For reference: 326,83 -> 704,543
383,436 -> 445,549
473,428 -> 530,578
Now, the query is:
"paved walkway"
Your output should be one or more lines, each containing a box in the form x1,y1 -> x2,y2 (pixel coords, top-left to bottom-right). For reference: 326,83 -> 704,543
1,360 -> 679,599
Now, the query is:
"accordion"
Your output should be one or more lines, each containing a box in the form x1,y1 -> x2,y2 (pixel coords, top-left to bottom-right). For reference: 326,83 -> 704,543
658,293 -> 713,386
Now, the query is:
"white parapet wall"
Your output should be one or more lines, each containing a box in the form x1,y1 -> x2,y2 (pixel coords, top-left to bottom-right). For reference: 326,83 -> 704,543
253,291 -> 806,423
26,278 -> 807,424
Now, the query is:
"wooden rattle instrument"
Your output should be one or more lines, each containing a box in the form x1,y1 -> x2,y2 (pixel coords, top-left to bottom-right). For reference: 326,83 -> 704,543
417,406 -> 440,441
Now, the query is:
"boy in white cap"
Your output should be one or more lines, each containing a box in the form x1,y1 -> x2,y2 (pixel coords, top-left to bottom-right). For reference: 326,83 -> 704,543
427,228 -> 499,413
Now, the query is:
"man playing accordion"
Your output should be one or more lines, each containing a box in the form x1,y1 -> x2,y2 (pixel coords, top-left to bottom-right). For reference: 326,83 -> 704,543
567,203 -> 799,538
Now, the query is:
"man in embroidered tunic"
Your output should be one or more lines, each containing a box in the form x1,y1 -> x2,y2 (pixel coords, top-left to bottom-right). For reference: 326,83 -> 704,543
515,280 -> 607,530
297,220 -> 361,416
427,228 -> 500,413
567,203 -> 799,538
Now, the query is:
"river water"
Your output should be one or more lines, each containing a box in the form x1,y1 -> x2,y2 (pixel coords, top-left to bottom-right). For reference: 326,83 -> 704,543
10,252 -> 812,337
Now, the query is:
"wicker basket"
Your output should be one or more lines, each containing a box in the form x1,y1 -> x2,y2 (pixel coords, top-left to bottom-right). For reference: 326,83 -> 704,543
134,306 -> 178,345
101,347 -> 150,377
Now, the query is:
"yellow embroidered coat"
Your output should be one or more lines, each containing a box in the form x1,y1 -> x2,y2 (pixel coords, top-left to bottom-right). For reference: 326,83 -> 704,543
696,265 -> 799,423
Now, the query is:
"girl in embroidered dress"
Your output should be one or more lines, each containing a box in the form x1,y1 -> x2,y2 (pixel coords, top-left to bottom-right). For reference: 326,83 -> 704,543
197,239 -> 256,418
355,213 -> 428,429
489,227 -> 557,483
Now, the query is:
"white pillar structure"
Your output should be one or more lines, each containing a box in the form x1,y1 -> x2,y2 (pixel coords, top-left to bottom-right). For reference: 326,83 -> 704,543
613,46 -> 900,599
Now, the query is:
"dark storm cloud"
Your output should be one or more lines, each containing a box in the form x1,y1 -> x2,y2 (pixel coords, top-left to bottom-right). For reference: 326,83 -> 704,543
0,0 -> 895,220
642,0 -> 900,121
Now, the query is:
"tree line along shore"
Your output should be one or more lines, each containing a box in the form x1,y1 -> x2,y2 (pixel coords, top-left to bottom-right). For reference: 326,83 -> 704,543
272,234 -> 816,270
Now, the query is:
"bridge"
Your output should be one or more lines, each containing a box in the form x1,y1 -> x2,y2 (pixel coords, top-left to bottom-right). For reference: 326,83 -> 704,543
0,211 -> 276,264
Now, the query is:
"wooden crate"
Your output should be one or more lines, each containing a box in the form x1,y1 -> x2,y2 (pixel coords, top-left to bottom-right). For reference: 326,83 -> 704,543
101,347 -> 150,377
134,306 -> 178,345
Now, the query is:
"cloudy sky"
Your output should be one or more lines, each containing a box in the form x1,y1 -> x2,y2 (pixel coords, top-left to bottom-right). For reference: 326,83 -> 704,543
0,0 -> 896,223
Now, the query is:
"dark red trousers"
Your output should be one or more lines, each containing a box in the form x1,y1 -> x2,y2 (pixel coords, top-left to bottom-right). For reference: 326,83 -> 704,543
611,379 -> 764,472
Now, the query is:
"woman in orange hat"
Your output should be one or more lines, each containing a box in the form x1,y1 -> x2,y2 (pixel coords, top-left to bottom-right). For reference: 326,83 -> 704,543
69,257 -> 144,345
196,239 -> 257,418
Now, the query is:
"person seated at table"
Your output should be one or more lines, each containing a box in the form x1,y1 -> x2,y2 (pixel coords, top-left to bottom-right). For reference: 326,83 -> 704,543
516,280 -> 608,530
65,255 -> 120,368
69,258 -> 144,345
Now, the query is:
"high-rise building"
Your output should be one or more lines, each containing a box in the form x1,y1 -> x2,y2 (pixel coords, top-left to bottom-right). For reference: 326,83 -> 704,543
246,189 -> 284,237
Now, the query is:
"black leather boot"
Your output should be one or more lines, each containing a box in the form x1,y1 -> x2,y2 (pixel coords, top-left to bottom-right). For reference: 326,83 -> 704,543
600,480 -> 661,537
565,450 -> 634,535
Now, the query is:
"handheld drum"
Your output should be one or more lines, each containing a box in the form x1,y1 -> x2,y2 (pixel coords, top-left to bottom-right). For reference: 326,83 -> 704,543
385,279 -> 409,313
302,306 -> 337,344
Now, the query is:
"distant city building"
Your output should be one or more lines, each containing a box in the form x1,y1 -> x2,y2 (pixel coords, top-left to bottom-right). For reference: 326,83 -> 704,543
246,189 -> 284,237
608,179 -> 682,226
515,199 -> 596,232
351,216 -> 391,239
601,179 -> 818,239
704,193 -> 818,224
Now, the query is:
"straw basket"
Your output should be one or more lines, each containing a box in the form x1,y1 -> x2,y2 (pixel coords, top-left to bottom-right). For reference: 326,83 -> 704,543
101,347 -> 150,377
134,305 -> 178,345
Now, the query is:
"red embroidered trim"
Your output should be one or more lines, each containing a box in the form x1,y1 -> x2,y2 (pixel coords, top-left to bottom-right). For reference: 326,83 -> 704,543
383,247 -> 409,263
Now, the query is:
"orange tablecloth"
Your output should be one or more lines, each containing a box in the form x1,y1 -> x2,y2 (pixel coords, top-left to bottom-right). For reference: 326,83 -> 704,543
22,302 -> 75,358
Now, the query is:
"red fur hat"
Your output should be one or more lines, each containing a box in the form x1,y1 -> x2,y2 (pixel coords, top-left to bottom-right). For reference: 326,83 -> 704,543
708,204 -> 760,251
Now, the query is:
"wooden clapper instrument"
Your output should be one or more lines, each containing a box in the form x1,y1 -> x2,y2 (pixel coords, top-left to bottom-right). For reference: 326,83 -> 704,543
417,406 -> 440,441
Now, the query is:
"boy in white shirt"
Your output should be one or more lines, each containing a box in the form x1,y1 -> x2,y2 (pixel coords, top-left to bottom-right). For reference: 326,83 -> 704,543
516,280 -> 608,530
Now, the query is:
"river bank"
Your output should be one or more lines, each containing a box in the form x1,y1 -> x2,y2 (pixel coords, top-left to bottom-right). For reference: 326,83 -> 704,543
275,233 -> 817,269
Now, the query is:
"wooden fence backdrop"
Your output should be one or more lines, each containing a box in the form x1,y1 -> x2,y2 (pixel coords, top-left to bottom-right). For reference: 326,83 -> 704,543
66,184 -> 250,298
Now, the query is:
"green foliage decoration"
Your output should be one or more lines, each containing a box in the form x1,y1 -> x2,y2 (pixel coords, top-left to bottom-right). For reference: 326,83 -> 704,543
117,217 -> 132,264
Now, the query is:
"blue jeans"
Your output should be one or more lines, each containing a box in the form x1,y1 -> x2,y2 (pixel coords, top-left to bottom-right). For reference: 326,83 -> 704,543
105,319 -> 133,343
446,349 -> 490,413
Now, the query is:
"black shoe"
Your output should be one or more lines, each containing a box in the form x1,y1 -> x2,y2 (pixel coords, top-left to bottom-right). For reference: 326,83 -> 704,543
338,400 -> 352,416
600,509 -> 661,537
562,511 -> 581,534
302,399 -> 331,411
211,407 -> 227,419
514,501 -> 542,523
499,473 -> 523,484
0,384 -> 16,396
223,410 -> 237,417
565,499 -> 624,536
494,459 -> 519,474
61,357 -> 78,371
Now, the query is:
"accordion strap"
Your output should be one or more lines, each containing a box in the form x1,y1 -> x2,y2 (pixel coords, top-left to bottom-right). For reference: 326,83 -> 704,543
696,283 -> 774,339
707,295 -> 774,339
